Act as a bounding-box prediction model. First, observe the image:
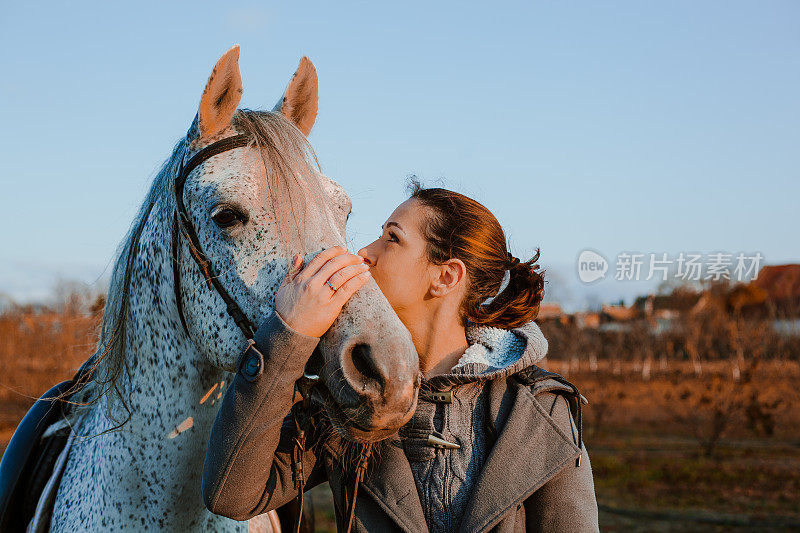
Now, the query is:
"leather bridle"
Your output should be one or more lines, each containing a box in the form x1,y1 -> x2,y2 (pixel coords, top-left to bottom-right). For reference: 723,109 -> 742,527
172,134 -> 256,341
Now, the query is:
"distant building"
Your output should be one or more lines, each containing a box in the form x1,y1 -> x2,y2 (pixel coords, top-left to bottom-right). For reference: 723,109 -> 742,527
691,264 -> 800,317
750,264 -> 800,316
600,304 -> 640,322
632,291 -> 702,318
537,303 -> 564,321
539,265 -> 800,332
576,312 -> 601,329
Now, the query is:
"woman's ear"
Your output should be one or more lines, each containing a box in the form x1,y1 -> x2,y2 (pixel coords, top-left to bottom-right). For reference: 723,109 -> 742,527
429,259 -> 467,297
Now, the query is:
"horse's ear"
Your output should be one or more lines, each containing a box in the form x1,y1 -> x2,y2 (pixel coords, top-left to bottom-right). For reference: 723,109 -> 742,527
273,56 -> 318,136
196,45 -> 243,141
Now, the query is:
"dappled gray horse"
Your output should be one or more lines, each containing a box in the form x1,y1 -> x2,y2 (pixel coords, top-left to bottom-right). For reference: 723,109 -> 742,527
43,47 -> 418,531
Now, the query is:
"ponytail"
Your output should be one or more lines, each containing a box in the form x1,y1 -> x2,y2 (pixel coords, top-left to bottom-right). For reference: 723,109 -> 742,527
467,249 -> 545,329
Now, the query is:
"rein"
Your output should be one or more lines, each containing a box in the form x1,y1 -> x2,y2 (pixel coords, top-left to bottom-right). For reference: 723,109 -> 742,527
170,134 -> 370,532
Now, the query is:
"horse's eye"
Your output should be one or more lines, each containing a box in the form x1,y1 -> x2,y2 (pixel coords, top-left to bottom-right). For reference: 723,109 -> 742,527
211,206 -> 244,228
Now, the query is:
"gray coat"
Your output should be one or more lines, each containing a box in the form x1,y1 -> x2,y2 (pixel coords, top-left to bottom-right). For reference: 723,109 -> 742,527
202,311 -> 600,532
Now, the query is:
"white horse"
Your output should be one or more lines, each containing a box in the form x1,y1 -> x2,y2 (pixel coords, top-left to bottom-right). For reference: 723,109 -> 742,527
45,46 -> 418,532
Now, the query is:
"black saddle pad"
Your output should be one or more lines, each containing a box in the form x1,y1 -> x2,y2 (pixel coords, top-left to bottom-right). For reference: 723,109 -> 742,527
0,365 -> 88,532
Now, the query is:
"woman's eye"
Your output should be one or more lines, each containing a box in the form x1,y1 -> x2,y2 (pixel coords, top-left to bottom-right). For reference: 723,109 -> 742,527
387,232 -> 399,243
211,207 -> 244,228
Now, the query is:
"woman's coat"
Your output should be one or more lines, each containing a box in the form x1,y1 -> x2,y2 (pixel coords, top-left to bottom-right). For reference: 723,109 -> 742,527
202,310 -> 600,532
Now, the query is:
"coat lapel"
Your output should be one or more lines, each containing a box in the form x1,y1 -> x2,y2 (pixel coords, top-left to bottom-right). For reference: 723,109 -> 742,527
358,435 -> 428,533
459,382 -> 581,533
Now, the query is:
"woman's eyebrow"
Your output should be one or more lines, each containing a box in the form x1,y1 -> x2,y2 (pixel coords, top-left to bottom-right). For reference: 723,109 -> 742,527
381,221 -> 403,231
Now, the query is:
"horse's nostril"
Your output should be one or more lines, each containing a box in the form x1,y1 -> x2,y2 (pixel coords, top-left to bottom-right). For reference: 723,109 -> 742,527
349,343 -> 385,391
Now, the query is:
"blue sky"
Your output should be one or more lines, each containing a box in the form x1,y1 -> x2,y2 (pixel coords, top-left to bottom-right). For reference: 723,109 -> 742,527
1,1 -> 798,308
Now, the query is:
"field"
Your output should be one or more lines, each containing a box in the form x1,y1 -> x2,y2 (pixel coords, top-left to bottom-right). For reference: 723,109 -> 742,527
546,360 -> 800,531
2,295 -> 799,531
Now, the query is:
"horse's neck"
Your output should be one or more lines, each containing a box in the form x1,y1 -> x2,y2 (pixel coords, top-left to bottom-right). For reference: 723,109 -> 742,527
53,199 -> 247,531
88,211 -> 229,483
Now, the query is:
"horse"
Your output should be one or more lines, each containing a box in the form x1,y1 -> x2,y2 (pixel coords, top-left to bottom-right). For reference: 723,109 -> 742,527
2,46 -> 419,532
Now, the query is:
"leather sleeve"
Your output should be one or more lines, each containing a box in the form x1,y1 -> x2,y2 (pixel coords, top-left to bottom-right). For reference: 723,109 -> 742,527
202,310 -> 324,521
524,392 -> 600,532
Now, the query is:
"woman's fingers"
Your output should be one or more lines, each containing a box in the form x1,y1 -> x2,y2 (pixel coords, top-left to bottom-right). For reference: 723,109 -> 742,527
331,270 -> 371,307
282,254 -> 299,283
290,254 -> 303,280
314,253 -> 365,288
275,248 -> 371,338
281,253 -> 301,280
294,246 -> 347,282
326,262 -> 370,290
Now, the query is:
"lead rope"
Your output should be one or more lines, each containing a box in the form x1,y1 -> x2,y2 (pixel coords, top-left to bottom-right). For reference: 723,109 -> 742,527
290,402 -> 312,533
344,443 -> 372,533
290,373 -> 372,533
290,373 -> 321,533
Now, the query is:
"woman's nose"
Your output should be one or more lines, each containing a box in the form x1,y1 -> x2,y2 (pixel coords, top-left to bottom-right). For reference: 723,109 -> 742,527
357,247 -> 373,266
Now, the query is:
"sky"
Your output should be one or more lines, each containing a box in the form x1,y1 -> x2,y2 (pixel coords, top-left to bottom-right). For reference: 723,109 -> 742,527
1,1 -> 798,310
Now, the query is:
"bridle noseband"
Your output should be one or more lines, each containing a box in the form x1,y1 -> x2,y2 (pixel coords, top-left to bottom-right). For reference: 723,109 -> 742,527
172,134 -> 256,341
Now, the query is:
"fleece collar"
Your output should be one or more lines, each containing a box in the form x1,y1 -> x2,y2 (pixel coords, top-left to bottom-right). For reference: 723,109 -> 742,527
424,319 -> 549,390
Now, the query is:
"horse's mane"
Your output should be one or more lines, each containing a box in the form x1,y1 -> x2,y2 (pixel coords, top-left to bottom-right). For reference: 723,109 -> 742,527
64,110 -> 327,434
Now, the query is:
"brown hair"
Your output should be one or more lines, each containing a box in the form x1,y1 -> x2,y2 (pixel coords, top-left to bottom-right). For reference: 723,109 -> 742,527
407,178 -> 545,329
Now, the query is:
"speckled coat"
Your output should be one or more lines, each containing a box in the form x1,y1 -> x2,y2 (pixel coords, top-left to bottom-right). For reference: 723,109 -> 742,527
203,310 -> 600,532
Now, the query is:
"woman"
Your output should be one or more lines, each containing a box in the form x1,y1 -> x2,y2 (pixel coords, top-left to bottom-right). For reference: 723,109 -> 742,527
203,182 -> 600,532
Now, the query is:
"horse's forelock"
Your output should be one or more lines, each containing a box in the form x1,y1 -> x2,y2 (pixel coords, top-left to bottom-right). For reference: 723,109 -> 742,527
231,109 -> 335,258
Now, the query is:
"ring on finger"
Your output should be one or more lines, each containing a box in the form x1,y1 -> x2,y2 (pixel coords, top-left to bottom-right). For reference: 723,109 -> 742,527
326,280 -> 337,292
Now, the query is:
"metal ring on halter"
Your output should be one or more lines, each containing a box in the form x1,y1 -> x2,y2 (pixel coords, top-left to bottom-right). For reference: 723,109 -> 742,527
326,280 -> 337,292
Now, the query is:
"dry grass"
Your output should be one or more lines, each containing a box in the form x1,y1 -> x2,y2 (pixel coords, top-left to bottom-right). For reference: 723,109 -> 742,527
551,362 -> 800,524
0,292 -> 102,451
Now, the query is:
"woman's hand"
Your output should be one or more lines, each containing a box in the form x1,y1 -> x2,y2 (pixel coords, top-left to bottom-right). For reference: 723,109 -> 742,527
274,246 -> 372,338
